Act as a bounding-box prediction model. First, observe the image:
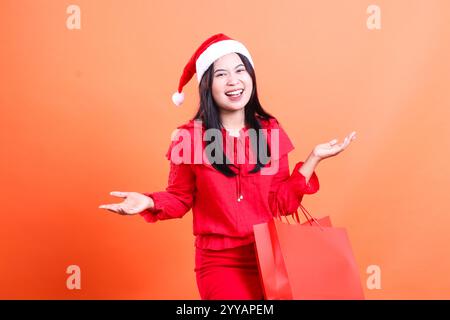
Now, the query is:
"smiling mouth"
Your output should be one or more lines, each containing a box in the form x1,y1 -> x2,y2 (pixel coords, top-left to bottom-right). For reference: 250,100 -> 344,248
225,89 -> 244,97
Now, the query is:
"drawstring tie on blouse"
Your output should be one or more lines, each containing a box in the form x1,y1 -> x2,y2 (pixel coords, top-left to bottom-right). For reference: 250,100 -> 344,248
236,166 -> 243,202
232,135 -> 244,202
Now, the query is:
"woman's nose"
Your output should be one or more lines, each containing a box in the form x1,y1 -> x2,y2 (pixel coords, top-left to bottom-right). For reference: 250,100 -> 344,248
226,75 -> 240,85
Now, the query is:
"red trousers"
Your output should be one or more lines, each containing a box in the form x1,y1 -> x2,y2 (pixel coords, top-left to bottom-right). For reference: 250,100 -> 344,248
195,243 -> 264,300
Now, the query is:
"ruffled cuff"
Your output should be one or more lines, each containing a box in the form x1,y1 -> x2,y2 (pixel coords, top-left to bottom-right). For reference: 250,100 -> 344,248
139,192 -> 162,223
288,161 -> 320,195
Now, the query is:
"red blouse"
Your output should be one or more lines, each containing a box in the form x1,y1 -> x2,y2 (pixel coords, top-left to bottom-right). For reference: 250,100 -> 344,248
140,116 -> 320,250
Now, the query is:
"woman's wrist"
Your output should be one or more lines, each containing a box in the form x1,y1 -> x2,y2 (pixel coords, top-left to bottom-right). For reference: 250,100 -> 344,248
297,152 -> 321,184
146,196 -> 155,210
140,193 -> 156,211
306,151 -> 321,167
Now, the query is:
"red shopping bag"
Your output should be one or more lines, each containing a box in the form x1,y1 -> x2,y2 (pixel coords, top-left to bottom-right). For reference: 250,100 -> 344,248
253,204 -> 365,300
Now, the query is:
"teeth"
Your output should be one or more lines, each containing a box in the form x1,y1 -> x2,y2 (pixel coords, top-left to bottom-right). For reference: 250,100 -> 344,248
225,89 -> 243,96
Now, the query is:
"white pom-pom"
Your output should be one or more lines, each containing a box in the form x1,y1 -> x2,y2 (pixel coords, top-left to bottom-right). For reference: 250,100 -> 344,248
172,92 -> 185,106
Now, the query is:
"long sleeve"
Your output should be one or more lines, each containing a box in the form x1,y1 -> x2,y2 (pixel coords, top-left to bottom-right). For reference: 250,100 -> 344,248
139,161 -> 196,223
268,155 -> 319,217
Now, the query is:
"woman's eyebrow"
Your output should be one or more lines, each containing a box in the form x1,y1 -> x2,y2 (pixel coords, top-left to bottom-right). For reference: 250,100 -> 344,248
214,64 -> 245,73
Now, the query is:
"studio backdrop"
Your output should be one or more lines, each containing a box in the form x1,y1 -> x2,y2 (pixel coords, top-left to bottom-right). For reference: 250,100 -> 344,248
1,0 -> 449,299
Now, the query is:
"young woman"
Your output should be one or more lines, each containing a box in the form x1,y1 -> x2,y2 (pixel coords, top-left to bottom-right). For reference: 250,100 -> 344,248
99,33 -> 357,300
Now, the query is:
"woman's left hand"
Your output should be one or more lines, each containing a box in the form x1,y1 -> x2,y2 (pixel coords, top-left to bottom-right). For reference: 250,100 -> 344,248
312,131 -> 357,161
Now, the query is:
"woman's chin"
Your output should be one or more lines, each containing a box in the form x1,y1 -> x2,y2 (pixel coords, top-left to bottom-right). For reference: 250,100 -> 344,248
220,104 -> 246,112
219,99 -> 250,112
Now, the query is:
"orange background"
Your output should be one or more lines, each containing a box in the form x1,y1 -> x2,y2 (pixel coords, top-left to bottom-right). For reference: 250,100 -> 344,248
1,0 -> 450,299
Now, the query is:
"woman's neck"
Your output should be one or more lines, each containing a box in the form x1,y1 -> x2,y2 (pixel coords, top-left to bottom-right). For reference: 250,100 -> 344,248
220,109 -> 245,130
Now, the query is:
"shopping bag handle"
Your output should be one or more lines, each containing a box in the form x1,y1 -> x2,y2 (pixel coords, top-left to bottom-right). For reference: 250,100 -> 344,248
274,203 -> 299,225
274,201 -> 324,229
295,204 -> 324,229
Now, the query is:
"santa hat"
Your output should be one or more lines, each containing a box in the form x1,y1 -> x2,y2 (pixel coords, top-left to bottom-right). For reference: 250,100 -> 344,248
172,33 -> 255,106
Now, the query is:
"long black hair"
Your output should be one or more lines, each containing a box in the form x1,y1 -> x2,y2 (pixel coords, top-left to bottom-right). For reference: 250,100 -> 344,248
192,53 -> 274,177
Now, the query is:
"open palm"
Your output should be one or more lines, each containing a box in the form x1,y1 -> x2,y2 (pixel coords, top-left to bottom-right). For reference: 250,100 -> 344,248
99,191 -> 153,215
313,131 -> 357,160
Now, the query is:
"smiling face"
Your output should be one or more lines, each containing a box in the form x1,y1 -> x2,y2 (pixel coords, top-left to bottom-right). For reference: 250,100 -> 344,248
211,52 -> 253,113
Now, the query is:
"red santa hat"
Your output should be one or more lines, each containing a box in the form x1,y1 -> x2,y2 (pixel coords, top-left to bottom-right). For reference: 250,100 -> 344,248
171,33 -> 255,106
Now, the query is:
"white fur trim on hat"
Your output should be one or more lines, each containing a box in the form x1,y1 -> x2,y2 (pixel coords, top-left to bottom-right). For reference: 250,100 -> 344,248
195,40 -> 254,82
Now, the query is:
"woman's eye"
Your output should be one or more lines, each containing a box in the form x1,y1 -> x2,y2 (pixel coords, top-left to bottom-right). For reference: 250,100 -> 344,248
216,73 -> 225,77
237,69 -> 245,73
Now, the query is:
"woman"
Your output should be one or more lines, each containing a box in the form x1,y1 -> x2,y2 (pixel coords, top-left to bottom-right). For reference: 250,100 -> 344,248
99,33 -> 357,300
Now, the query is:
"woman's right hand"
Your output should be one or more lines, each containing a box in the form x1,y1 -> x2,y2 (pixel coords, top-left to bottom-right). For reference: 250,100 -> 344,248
99,191 -> 154,215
